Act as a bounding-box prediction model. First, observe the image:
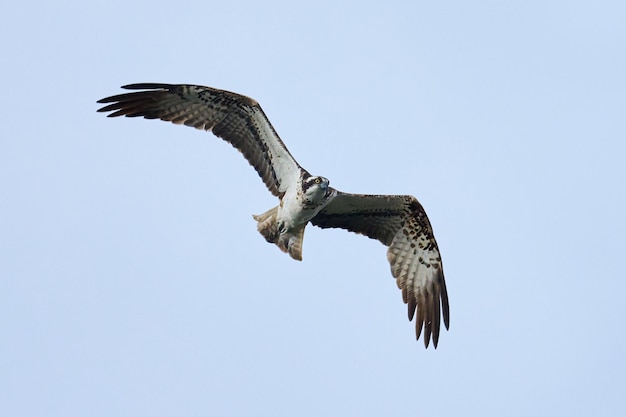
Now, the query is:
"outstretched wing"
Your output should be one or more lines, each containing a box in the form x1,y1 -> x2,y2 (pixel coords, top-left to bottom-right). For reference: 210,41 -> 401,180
311,191 -> 449,348
97,83 -> 301,197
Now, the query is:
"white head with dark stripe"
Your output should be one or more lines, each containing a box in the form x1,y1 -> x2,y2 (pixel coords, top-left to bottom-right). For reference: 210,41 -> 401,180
301,174 -> 330,206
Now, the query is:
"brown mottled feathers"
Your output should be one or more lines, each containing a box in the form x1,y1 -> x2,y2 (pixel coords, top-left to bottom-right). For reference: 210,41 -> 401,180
312,192 -> 449,348
97,83 -> 300,197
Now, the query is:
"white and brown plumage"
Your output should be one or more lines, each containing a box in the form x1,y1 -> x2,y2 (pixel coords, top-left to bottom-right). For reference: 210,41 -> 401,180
97,83 -> 450,348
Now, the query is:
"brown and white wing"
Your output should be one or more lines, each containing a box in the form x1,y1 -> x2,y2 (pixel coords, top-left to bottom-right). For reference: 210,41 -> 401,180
311,191 -> 449,348
97,83 -> 301,197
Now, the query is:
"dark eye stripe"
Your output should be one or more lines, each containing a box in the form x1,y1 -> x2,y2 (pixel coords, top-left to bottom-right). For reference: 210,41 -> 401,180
302,177 -> 319,191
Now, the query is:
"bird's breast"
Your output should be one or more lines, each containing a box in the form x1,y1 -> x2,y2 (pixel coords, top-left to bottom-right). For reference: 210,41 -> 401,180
277,188 -> 328,231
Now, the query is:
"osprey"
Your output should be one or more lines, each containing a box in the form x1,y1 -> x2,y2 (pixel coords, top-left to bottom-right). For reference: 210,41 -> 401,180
97,83 -> 449,348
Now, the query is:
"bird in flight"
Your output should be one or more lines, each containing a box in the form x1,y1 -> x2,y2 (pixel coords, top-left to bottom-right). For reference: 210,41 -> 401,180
97,83 -> 449,348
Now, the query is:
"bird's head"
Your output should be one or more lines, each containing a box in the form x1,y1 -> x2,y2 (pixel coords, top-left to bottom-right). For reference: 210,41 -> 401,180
302,175 -> 330,205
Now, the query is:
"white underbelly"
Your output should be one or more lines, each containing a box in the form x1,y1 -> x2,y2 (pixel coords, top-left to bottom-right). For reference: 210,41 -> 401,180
277,190 -> 324,231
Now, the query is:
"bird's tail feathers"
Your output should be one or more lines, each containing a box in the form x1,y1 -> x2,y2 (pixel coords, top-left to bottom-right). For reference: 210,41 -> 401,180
252,207 -> 304,261
253,207 -> 280,243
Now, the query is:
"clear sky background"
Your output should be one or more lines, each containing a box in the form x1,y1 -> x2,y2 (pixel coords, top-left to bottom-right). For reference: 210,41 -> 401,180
2,1 -> 625,416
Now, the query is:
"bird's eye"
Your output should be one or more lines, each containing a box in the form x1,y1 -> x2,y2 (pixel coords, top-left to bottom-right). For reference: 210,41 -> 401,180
314,178 -> 321,184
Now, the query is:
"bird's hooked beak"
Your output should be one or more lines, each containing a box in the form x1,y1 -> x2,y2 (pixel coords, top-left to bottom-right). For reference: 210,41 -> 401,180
321,179 -> 333,197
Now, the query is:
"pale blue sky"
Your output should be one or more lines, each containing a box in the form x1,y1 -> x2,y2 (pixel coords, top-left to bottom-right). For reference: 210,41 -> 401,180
2,1 -> 625,416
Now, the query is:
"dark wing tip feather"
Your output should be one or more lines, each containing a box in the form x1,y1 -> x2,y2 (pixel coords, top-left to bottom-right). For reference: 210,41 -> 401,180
96,84 -> 174,106
407,298 -> 417,321
415,316 -> 424,343
96,86 -> 174,118
120,83 -> 174,90
440,271 -> 450,331
432,289 -> 441,348
96,83 -> 178,109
